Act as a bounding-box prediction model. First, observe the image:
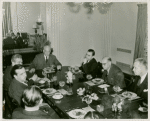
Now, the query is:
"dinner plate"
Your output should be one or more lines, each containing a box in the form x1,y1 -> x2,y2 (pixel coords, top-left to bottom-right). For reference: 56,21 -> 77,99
43,88 -> 56,95
122,91 -> 137,99
52,94 -> 63,99
39,80 -> 45,84
68,109 -> 87,119
92,78 -> 103,84
138,107 -> 148,112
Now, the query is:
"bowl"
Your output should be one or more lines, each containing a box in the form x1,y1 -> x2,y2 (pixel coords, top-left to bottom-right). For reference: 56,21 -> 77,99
52,93 -> 63,103
77,91 -> 84,96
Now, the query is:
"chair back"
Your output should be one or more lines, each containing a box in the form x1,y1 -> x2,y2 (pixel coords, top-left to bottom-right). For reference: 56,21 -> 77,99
97,62 -> 103,78
4,91 -> 20,115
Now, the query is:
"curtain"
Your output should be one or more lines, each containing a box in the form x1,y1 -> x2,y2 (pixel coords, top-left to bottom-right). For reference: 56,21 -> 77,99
134,4 -> 147,60
46,2 -> 61,59
2,2 -> 13,37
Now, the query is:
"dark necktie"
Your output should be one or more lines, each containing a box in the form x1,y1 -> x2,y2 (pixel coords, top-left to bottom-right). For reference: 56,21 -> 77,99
137,77 -> 141,86
104,71 -> 108,83
46,56 -> 48,63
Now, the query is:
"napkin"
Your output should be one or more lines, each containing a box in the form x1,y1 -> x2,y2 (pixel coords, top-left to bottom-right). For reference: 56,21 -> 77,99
82,106 -> 95,113
111,94 -> 141,101
111,94 -> 126,100
57,89 -> 68,95
85,81 -> 95,86
128,96 -> 141,101
98,84 -> 110,88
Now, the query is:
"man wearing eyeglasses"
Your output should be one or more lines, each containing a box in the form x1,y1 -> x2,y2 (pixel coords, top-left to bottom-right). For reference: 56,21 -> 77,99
101,57 -> 126,89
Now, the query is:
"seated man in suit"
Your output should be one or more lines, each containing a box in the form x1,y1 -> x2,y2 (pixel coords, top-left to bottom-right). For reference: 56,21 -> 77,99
9,64 -> 41,105
76,49 -> 98,79
16,32 -> 24,48
3,33 -> 16,49
3,54 -> 23,92
29,41 -> 62,73
101,57 -> 126,88
128,58 -> 148,102
9,65 -> 29,105
12,86 -> 59,119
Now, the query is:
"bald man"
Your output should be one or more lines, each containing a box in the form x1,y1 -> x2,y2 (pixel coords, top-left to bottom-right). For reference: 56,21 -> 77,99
101,57 -> 126,88
29,41 -> 62,73
128,58 -> 148,102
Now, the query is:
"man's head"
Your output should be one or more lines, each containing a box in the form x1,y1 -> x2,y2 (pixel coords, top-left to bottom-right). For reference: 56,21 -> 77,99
102,57 -> 112,70
6,33 -> 10,38
11,64 -> 27,82
85,49 -> 95,61
11,54 -> 23,66
43,41 -> 51,56
22,86 -> 43,107
133,58 -> 147,76
17,32 -> 20,37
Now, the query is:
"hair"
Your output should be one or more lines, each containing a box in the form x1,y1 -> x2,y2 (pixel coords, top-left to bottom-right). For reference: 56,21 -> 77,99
135,58 -> 147,69
11,64 -> 24,78
6,33 -> 10,37
88,49 -> 95,56
22,86 -> 42,107
84,111 -> 105,119
43,41 -> 51,48
11,54 -> 22,63
11,32 -> 15,36
102,57 -> 112,62
17,32 -> 20,36
108,57 -> 112,62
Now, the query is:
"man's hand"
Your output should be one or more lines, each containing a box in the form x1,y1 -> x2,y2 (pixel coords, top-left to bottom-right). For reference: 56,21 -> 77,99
30,74 -> 38,81
86,74 -> 92,80
29,68 -> 35,73
57,65 -> 62,70
83,58 -> 87,64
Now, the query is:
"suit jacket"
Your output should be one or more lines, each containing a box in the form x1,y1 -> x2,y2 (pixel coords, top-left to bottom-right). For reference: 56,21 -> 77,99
12,108 -> 52,119
102,64 -> 126,88
128,74 -> 148,102
3,66 -> 13,91
30,53 -> 62,70
9,78 -> 28,105
16,36 -> 24,48
3,37 -> 15,49
79,58 -> 98,78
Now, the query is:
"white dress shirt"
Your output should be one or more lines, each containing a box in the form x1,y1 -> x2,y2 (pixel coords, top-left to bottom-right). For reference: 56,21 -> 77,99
44,55 -> 49,61
140,72 -> 147,84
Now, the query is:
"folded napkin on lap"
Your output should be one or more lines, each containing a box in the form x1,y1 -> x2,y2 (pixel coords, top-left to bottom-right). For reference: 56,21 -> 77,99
82,106 -> 95,113
85,81 -> 95,86
98,84 -> 110,88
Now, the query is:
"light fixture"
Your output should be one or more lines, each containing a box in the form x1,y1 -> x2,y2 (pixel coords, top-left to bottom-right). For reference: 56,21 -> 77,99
66,2 -> 113,14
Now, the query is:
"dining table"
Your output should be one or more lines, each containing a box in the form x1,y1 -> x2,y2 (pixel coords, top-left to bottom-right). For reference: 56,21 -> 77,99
34,66 -> 148,119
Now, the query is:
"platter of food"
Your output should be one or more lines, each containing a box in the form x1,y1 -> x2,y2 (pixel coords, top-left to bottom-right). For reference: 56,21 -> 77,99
43,88 -> 56,95
68,109 -> 86,119
92,78 -> 104,85
122,91 -> 137,99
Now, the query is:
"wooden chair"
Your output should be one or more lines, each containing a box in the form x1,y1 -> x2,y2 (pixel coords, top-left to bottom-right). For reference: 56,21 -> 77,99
4,91 -> 20,118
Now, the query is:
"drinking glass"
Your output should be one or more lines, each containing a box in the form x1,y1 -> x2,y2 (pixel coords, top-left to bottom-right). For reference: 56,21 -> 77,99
86,98 -> 92,107
59,81 -> 65,89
